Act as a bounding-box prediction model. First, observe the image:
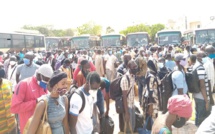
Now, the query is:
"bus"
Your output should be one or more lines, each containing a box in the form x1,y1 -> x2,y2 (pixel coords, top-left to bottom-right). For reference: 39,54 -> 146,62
183,28 -> 215,45
126,32 -> 149,47
156,30 -> 182,46
100,34 -> 126,48
70,35 -> 100,49
46,37 -> 72,50
0,31 -> 45,52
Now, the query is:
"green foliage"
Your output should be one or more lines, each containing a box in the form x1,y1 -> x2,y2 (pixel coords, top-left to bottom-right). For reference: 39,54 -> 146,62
106,26 -> 115,34
22,25 -> 75,37
77,21 -> 102,35
120,23 -> 165,42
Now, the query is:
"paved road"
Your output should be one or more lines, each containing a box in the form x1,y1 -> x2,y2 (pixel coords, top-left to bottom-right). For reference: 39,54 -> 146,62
108,96 -> 198,134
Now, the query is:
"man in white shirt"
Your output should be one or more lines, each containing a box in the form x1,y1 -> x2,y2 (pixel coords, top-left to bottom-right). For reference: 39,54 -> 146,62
204,45 -> 215,91
69,72 -> 101,134
105,49 -> 117,82
7,56 -> 18,93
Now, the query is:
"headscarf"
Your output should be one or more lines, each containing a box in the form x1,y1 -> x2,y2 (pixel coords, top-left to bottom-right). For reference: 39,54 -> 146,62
167,95 -> 192,118
147,60 -> 157,74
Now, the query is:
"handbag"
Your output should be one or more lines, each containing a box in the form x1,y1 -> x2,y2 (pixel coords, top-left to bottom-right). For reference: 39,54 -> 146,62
23,97 -> 52,134
137,116 -> 153,134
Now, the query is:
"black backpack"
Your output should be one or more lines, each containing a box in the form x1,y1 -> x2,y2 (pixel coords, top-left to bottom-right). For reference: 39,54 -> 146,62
185,66 -> 201,93
100,116 -> 115,134
161,71 -> 177,114
66,85 -> 85,114
110,75 -> 130,100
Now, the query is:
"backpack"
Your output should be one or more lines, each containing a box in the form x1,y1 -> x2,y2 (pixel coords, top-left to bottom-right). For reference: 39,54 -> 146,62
66,85 -> 85,114
185,65 -> 201,93
160,71 -> 177,114
23,97 -> 52,134
110,75 -> 130,100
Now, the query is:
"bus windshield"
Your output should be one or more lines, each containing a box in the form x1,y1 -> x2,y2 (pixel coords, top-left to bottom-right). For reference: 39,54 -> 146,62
102,35 -> 120,47
127,34 -> 148,47
46,38 -> 59,49
71,37 -> 89,48
158,32 -> 181,45
196,30 -> 215,44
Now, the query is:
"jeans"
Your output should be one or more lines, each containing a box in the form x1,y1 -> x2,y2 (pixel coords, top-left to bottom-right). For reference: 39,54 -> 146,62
138,76 -> 145,104
194,98 -> 208,126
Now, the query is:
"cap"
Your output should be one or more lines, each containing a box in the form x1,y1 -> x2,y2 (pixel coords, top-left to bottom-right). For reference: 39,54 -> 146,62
174,53 -> 186,62
37,64 -> 54,78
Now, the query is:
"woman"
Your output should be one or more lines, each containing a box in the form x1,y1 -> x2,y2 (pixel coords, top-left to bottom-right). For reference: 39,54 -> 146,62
27,70 -> 69,134
151,95 -> 192,134
142,59 -> 161,130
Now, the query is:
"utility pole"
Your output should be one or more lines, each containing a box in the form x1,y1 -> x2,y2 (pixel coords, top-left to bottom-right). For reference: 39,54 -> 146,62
185,16 -> 187,30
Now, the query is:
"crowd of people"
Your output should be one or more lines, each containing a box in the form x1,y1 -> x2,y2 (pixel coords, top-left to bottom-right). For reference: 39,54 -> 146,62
1,43 -> 215,134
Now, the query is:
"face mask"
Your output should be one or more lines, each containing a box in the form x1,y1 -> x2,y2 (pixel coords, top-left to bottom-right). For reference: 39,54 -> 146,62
157,62 -> 164,68
57,88 -> 67,96
173,117 -> 186,128
23,58 -> 30,65
37,80 -> 47,89
10,61 -> 16,66
208,54 -> 215,59
130,68 -> 138,75
179,59 -> 187,67
37,75 -> 48,89
109,51 -> 112,55
202,57 -> 208,64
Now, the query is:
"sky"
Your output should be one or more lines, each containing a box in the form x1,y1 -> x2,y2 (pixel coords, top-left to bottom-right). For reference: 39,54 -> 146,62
0,0 -> 214,32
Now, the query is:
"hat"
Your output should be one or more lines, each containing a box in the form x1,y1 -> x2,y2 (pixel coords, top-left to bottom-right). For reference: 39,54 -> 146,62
168,95 -> 192,118
49,70 -> 67,88
174,53 -> 186,62
37,64 -> 54,78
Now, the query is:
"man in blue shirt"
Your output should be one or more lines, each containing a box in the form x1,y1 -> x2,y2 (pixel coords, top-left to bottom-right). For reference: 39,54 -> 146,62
96,77 -> 110,117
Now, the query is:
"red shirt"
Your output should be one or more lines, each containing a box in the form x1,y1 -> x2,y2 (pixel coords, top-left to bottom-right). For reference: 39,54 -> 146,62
73,62 -> 96,81
11,76 -> 48,133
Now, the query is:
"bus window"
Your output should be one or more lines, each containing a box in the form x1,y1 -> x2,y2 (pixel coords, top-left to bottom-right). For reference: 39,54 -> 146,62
0,34 -> 11,48
25,35 -> 34,48
12,34 -> 25,48
35,36 -> 45,47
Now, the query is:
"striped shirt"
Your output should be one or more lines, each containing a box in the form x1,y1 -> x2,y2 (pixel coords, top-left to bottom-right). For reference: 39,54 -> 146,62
193,61 -> 210,101
0,79 -> 15,133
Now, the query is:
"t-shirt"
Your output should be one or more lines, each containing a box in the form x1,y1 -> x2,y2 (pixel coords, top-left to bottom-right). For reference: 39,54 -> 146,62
171,70 -> 188,96
69,88 -> 94,134
193,61 -> 209,100
16,63 -> 39,81
101,77 -> 110,93
105,55 -> 117,71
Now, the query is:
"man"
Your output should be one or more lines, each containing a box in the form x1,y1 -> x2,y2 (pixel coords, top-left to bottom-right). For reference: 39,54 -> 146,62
99,77 -> 110,117
193,51 -> 211,126
16,52 -> 39,83
69,72 -> 101,134
165,53 -> 176,71
95,50 -> 104,77
204,45 -> 215,92
59,59 -> 72,90
0,74 -> 16,134
7,56 -> 18,93
81,50 -> 93,62
45,51 -> 56,70
171,53 -> 188,96
117,54 -> 131,77
120,60 -> 138,132
135,49 -> 147,104
75,59 -> 91,87
10,64 -> 53,133
105,49 -> 117,82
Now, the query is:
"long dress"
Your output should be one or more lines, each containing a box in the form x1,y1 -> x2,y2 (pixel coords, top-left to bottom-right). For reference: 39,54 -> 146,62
47,95 -> 66,134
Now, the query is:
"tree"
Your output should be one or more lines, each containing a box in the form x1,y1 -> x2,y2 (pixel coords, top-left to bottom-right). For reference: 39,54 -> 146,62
106,26 -> 115,34
77,21 -> 102,35
149,24 -> 165,42
120,23 -> 165,42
